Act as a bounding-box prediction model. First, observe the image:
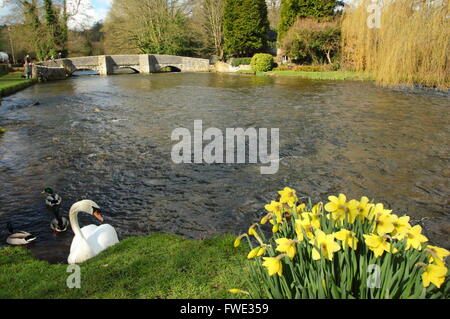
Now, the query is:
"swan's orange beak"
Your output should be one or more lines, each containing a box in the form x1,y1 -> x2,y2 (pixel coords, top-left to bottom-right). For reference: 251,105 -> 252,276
93,210 -> 104,222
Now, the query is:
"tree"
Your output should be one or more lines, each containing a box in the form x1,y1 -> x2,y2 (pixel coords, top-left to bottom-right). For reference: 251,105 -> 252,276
201,0 -> 225,59
278,0 -> 342,41
223,0 -> 270,57
103,0 -> 197,55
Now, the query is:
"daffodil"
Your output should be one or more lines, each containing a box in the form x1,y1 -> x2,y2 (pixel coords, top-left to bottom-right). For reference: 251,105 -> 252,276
233,234 -> 248,247
265,200 -> 283,223
398,225 -> 428,250
355,196 -> 374,221
260,213 -> 272,225
324,194 -> 353,223
270,219 -> 281,233
248,224 -> 263,244
310,230 -> 340,261
425,245 -> 450,266
275,238 -> 298,259
370,203 -> 392,221
295,217 -> 316,240
294,203 -> 306,215
334,229 -> 358,250
391,215 -> 411,238
247,247 -> 260,259
374,212 -> 396,235
301,212 -> 321,229
262,256 -> 284,276
419,263 -> 448,288
363,234 -> 398,257
278,187 -> 298,208
228,289 -> 250,295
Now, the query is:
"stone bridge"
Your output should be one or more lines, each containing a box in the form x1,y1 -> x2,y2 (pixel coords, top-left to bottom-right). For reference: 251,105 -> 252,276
40,54 -> 211,76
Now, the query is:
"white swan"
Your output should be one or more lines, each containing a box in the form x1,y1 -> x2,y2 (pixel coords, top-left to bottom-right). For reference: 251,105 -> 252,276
68,200 -> 119,264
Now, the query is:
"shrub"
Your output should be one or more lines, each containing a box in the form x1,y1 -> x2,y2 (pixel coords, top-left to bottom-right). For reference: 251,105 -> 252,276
250,53 -> 274,72
280,18 -> 341,65
230,187 -> 450,299
230,57 -> 252,67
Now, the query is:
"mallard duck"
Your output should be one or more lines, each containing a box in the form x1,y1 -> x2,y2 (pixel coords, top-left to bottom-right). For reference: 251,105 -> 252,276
50,209 -> 70,232
6,222 -> 36,245
42,187 -> 62,210
42,188 -> 69,232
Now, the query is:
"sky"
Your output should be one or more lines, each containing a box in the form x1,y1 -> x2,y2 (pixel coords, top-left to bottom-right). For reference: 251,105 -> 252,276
0,0 -> 112,29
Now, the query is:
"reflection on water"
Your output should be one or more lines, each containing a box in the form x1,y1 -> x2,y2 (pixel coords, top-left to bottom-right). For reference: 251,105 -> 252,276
0,73 -> 449,263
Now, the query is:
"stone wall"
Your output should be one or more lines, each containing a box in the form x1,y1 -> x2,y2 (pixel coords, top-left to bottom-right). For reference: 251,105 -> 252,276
32,64 -> 68,81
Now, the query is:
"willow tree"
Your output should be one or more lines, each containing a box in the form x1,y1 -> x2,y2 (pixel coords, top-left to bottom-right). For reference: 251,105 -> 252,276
223,0 -> 270,57
103,0 -> 197,55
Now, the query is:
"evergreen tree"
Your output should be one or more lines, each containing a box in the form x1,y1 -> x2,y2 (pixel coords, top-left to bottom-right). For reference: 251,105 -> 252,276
278,0 -> 342,41
223,0 -> 270,57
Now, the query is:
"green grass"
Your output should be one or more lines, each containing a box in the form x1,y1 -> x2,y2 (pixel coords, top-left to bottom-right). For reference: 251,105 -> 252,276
256,70 -> 373,81
0,72 -> 34,97
0,233 -> 248,299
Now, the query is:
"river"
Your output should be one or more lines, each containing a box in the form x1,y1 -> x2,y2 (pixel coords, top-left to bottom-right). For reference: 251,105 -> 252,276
0,72 -> 449,263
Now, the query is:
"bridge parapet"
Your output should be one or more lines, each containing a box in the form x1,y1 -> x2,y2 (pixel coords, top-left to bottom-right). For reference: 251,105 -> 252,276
41,54 -> 211,75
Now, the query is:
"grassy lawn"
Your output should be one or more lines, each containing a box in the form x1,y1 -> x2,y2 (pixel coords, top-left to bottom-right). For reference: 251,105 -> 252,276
259,70 -> 373,81
0,72 -> 34,97
0,233 -> 248,299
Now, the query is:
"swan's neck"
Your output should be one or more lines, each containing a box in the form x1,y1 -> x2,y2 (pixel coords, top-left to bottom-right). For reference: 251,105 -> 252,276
69,204 -> 89,247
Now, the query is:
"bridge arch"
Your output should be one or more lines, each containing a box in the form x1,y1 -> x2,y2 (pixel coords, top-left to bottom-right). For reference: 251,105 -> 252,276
158,66 -> 181,73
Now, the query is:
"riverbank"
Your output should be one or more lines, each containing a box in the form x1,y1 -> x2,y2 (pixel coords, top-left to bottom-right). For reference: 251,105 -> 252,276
0,233 -> 247,298
0,72 -> 35,97
236,69 -> 373,81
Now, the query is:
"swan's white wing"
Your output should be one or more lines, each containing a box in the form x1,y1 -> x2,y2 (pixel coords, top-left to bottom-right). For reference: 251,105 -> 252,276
81,225 -> 98,238
86,224 -> 119,255
70,224 -> 98,254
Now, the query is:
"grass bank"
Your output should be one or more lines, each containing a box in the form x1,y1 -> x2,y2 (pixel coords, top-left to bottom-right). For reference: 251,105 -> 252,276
256,70 -> 373,81
0,233 -> 247,299
0,72 -> 34,97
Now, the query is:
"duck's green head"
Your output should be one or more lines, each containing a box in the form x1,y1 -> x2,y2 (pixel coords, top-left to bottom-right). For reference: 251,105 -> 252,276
42,187 -> 54,195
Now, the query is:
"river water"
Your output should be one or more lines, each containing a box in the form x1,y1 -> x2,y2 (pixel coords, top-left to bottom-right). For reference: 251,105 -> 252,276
0,73 -> 449,263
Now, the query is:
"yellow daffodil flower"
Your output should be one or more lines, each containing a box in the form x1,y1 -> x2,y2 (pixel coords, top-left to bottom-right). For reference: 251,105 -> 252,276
278,187 -> 298,208
425,245 -> 450,266
301,212 -> 321,229
270,220 -> 281,233
355,196 -> 374,221
324,194 -> 355,223
374,212 -> 397,235
228,289 -> 250,295
294,203 -> 306,215
363,234 -> 398,257
370,203 -> 392,220
420,263 -> 448,288
247,247 -> 261,259
310,230 -> 341,261
262,256 -> 284,276
233,234 -> 248,247
260,213 -> 272,225
399,225 -> 428,250
334,229 -> 358,250
391,215 -> 411,237
346,199 -> 360,224
275,238 -> 298,259
295,217 -> 316,240
265,200 -> 283,223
